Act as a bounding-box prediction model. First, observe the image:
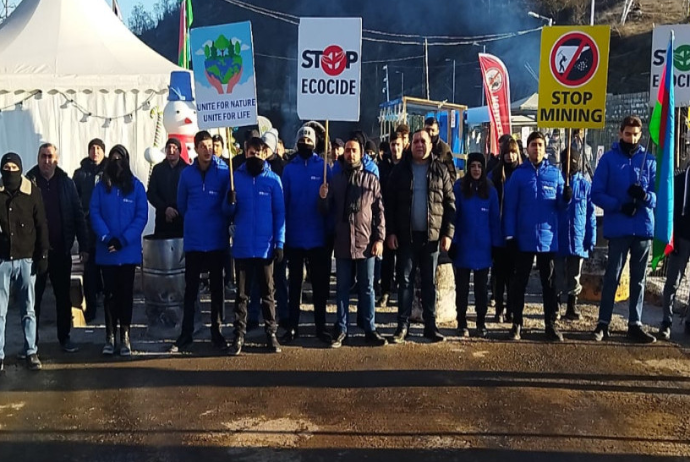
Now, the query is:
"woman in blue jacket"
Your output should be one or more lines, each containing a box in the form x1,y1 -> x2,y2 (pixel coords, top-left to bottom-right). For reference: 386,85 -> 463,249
556,149 -> 596,321
451,153 -> 501,338
90,145 -> 148,357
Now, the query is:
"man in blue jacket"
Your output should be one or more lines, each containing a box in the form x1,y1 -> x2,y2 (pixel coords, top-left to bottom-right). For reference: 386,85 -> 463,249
555,149 -> 596,321
281,126 -> 331,344
504,131 -> 572,342
172,131 -> 231,352
591,116 -> 657,343
226,136 -> 286,356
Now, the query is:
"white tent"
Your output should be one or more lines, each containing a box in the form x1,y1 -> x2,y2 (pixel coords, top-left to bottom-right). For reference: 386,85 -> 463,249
0,0 -> 181,182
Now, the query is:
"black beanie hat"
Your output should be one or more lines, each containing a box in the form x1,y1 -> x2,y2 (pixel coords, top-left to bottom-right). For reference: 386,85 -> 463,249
88,138 -> 105,152
467,152 -> 486,171
109,145 -> 130,163
1,152 -> 23,172
165,138 -> 182,151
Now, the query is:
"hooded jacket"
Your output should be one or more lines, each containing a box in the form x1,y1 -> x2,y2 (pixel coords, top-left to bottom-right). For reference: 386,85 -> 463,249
591,142 -> 656,239
89,178 -> 148,266
147,159 -> 187,237
282,153 -> 330,250
177,158 -> 232,253
73,157 -> 106,217
226,161 -> 285,259
26,166 -> 89,255
503,159 -> 566,253
319,164 -> 385,259
452,180 -> 501,270
558,172 -> 596,258
384,153 -> 455,244
0,176 -> 49,262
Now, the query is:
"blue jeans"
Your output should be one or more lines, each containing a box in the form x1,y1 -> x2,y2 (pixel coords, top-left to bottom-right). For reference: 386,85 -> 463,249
335,258 -> 375,334
249,257 -> 288,324
0,258 -> 37,360
598,237 -> 651,327
397,233 -> 440,327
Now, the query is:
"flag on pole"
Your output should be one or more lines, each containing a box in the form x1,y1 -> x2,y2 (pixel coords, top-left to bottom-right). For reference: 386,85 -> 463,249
112,0 -> 123,21
649,30 -> 675,269
178,0 -> 194,69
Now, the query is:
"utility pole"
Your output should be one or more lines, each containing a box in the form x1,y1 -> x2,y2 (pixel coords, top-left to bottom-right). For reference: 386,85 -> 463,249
424,38 -> 430,100
590,0 -> 596,25
383,65 -> 390,102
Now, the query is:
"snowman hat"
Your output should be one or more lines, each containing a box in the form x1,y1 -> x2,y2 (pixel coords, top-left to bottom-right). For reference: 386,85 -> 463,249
168,71 -> 194,102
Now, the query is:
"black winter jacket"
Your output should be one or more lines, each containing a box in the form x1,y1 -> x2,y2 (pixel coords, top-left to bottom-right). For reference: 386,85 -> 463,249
432,139 -> 457,181
385,154 -> 455,244
147,159 -> 188,237
0,176 -> 49,262
26,166 -> 89,255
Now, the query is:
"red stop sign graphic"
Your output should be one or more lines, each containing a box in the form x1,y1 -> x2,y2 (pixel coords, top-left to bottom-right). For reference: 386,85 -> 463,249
321,45 -> 347,76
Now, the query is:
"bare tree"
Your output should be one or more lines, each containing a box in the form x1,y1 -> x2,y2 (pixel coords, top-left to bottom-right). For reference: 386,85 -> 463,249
128,3 -> 155,35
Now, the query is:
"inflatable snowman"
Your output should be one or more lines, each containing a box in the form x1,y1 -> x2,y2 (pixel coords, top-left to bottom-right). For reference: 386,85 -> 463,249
163,71 -> 198,164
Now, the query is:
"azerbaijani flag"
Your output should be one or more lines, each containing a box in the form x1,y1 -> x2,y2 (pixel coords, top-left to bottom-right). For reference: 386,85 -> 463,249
177,0 -> 194,69
649,30 -> 675,270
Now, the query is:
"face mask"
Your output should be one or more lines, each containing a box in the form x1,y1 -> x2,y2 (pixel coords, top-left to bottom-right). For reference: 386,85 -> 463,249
619,139 -> 639,155
1,170 -> 21,191
297,142 -> 313,159
106,158 -> 125,181
246,156 -> 264,177
430,135 -> 439,145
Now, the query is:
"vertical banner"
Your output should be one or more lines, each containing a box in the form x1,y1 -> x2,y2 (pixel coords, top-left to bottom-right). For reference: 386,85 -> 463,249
650,25 -> 690,107
478,53 -> 512,154
297,18 -> 362,121
190,21 -> 258,129
537,26 -> 610,129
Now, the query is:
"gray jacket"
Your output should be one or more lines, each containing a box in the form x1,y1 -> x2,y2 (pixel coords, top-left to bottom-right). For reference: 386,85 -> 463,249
319,165 -> 385,259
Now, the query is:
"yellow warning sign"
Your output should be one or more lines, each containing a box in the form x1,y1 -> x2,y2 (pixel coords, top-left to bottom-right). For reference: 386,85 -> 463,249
538,25 -> 610,129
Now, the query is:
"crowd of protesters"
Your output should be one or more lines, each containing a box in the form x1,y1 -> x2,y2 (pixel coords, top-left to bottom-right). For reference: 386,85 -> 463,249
0,113 -> 688,372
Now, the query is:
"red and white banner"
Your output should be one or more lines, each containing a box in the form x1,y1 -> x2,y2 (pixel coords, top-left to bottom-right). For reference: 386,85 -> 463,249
478,53 -> 512,154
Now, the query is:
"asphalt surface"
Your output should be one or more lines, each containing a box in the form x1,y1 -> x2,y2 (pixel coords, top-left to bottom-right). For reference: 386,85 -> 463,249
1,289 -> 689,462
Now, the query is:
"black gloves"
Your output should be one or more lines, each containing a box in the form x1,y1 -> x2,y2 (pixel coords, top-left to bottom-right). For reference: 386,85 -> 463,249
447,243 -> 458,260
107,238 -> 123,251
274,248 -> 284,263
32,256 -> 48,275
227,190 -> 236,205
627,184 -> 647,201
621,202 -> 637,217
563,186 -> 573,202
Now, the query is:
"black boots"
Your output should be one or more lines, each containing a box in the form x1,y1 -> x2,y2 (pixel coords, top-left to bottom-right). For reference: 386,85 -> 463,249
564,295 -> 582,321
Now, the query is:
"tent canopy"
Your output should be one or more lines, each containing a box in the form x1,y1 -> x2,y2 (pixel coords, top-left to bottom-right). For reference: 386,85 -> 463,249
0,0 -> 180,93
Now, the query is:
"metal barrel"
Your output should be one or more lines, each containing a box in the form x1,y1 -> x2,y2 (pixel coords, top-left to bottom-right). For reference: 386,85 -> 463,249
142,235 -> 185,327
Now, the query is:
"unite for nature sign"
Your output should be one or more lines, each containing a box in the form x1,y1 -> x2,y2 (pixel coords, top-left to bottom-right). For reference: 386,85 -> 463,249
297,17 -> 363,121
190,21 -> 258,129
538,25 -> 610,129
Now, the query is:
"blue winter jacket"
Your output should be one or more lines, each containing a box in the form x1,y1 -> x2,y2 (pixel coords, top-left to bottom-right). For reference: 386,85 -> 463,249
282,154 -> 331,249
558,172 -> 597,258
90,179 -> 148,266
451,181 -> 501,270
177,159 -> 231,252
504,159 -> 566,253
591,142 -> 656,239
225,161 -> 286,259
331,155 -> 379,178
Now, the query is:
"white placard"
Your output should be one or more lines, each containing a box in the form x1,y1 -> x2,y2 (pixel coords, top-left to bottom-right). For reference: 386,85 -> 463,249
650,25 -> 690,107
297,17 -> 362,121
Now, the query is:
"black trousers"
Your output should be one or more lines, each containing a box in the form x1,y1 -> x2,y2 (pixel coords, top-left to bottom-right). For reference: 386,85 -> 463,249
181,251 -> 224,338
235,258 -> 276,336
35,251 -> 73,345
509,252 -> 558,326
286,246 -> 329,330
83,245 -> 103,318
492,247 -> 517,316
455,267 -> 489,328
102,265 -> 136,337
381,246 -> 397,294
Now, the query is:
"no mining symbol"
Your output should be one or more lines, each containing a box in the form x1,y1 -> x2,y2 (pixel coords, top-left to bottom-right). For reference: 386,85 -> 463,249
549,31 -> 600,88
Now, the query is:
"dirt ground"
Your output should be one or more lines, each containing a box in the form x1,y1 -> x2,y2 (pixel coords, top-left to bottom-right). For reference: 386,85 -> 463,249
0,281 -> 689,462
